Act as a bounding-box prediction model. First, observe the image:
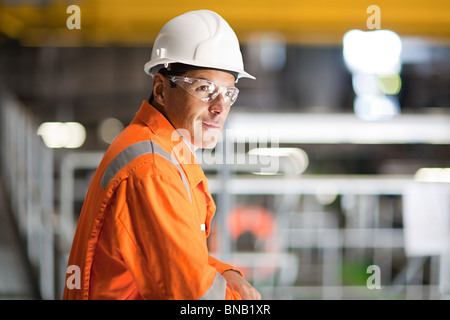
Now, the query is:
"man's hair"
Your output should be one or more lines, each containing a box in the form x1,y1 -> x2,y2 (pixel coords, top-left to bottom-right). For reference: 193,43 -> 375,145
148,64 -> 185,103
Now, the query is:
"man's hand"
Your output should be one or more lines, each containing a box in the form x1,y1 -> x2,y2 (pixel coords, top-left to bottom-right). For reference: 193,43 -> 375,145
222,270 -> 261,300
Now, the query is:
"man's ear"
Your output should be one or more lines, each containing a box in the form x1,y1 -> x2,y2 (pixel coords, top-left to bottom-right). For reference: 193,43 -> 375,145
152,73 -> 166,105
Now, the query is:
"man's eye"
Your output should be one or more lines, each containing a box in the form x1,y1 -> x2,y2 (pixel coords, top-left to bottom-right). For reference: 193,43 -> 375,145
197,85 -> 210,91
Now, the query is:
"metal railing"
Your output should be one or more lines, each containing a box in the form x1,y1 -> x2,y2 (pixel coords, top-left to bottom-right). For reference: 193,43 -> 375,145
0,89 -> 55,299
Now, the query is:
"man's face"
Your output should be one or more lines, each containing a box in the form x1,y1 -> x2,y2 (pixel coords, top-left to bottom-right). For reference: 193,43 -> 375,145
162,69 -> 236,149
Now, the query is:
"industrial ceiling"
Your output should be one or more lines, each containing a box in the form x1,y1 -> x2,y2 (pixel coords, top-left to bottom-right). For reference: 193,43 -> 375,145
1,0 -> 450,46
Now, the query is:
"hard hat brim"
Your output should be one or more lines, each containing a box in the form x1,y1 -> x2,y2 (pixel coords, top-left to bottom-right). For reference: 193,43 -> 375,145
144,58 -> 255,82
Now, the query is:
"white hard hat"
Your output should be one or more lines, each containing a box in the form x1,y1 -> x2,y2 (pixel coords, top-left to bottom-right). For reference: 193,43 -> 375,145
144,10 -> 255,82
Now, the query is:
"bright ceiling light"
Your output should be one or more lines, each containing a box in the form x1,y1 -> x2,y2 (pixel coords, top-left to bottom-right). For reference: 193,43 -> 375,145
343,29 -> 402,75
352,73 -> 380,96
248,147 -> 309,175
377,74 -> 402,95
37,122 -> 86,148
414,168 -> 450,183
315,182 -> 338,205
353,94 -> 400,121
98,117 -> 124,144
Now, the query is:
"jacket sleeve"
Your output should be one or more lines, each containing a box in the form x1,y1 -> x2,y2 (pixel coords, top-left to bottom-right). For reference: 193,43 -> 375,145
112,161 -> 241,300
208,255 -> 244,276
208,255 -> 244,300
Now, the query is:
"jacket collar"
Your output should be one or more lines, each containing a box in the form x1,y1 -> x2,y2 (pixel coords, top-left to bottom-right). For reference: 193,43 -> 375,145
135,100 -> 206,187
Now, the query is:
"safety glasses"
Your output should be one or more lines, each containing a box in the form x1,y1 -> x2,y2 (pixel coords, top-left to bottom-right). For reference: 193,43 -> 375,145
166,76 -> 239,107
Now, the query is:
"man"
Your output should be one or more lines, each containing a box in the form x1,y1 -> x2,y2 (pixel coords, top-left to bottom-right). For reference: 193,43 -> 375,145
63,10 -> 260,300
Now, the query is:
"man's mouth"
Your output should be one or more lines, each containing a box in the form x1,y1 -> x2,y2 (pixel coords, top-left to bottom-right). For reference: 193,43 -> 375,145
202,121 -> 221,129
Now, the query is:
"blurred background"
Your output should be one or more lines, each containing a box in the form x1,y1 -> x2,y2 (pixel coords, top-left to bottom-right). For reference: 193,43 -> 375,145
0,0 -> 449,300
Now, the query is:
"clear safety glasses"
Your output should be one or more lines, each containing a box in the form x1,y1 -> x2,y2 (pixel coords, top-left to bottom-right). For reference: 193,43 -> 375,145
166,76 -> 239,107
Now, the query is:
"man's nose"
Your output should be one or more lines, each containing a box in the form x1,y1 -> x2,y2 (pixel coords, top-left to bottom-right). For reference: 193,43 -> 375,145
209,92 -> 229,115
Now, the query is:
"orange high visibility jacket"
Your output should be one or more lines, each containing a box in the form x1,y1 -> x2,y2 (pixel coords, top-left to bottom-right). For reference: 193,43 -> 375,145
63,100 -> 242,300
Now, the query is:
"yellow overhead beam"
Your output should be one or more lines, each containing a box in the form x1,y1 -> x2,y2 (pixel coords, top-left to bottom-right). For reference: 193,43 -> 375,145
1,0 -> 449,46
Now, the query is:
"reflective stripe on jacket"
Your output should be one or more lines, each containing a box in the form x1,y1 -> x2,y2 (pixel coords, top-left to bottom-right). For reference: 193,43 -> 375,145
63,100 -> 242,300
